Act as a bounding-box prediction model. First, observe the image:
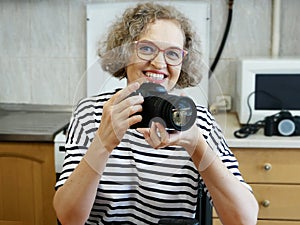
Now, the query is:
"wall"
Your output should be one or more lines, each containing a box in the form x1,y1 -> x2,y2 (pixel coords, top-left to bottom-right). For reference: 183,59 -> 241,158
0,0 -> 299,110
0,0 -> 86,106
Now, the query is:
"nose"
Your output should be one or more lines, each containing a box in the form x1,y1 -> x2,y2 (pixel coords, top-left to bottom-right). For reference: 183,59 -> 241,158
150,51 -> 167,69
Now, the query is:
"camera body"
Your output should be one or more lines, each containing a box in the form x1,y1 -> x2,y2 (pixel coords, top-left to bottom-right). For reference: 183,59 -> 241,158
129,82 -> 197,131
264,111 -> 300,136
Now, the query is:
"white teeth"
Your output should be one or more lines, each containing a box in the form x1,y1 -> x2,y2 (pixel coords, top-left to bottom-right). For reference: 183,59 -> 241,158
145,72 -> 164,80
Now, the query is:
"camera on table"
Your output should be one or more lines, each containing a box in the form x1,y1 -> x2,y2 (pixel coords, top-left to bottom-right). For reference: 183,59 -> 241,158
129,82 -> 197,131
264,111 -> 300,136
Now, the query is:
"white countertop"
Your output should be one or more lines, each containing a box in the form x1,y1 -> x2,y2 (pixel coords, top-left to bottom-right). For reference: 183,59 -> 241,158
214,113 -> 300,149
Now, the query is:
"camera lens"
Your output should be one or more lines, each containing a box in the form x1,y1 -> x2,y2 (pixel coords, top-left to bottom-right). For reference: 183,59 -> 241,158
167,96 -> 196,131
129,82 -> 197,131
278,119 -> 295,136
172,109 -> 189,127
172,102 -> 194,127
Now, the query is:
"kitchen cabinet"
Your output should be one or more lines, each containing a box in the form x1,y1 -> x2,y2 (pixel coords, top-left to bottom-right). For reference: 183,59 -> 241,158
0,142 -> 57,225
212,147 -> 300,225
211,113 -> 300,225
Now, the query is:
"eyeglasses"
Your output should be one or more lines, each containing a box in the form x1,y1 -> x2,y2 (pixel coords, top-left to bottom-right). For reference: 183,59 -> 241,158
134,41 -> 188,66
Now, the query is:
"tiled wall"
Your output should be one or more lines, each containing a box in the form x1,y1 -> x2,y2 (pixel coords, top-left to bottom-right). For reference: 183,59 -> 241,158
0,0 -> 86,106
0,0 -> 299,110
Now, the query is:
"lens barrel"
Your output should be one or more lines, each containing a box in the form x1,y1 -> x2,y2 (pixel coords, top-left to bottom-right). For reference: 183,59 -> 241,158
129,83 -> 197,131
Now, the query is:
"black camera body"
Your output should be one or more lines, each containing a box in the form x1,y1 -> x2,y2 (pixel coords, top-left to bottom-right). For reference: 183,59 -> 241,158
129,82 -> 197,131
264,111 -> 300,136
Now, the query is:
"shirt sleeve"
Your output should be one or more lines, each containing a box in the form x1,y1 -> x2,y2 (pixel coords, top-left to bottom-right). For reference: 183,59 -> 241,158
55,100 -> 95,190
196,106 -> 252,203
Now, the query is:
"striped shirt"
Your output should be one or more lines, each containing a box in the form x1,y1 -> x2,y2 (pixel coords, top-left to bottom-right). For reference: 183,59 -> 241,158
56,89 -> 251,225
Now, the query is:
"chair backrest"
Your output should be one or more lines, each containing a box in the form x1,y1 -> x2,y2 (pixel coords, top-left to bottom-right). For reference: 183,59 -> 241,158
196,183 -> 212,225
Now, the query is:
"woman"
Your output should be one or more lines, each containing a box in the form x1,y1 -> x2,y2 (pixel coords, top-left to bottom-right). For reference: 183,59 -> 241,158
53,2 -> 258,225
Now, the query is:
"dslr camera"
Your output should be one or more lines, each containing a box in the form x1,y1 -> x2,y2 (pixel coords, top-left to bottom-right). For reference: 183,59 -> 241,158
129,82 -> 197,131
264,111 -> 300,136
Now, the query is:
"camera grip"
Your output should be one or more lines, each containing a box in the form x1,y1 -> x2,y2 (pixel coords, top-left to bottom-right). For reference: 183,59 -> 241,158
264,116 -> 275,136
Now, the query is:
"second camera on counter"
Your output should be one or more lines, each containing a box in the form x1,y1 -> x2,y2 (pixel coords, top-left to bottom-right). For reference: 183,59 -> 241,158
264,111 -> 300,136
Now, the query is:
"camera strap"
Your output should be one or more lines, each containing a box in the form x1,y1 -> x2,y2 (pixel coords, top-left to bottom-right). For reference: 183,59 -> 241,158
233,120 -> 264,138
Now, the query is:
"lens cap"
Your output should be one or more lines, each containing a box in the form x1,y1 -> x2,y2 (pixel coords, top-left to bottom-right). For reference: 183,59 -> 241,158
278,119 -> 295,136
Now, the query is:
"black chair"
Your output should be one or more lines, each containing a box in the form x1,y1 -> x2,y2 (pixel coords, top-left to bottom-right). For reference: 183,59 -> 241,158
158,183 -> 212,225
197,183 -> 212,225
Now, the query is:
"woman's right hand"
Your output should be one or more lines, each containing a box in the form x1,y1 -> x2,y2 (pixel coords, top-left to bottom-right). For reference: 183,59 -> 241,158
96,82 -> 144,152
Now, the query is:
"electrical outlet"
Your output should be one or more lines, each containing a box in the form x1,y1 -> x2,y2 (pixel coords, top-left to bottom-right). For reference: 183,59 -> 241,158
215,95 -> 232,111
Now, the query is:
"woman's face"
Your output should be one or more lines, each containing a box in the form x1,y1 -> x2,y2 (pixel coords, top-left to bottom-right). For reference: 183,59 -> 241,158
126,19 -> 185,91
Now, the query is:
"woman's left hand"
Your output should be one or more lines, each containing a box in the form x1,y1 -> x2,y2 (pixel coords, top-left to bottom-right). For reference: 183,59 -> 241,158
137,122 -> 203,155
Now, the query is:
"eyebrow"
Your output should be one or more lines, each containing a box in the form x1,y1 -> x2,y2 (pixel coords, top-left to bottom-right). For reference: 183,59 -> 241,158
138,39 -> 183,49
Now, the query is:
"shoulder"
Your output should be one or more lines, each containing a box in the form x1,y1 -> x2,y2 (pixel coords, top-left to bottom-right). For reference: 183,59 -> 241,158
195,105 -> 225,141
195,105 -> 215,128
73,90 -> 117,118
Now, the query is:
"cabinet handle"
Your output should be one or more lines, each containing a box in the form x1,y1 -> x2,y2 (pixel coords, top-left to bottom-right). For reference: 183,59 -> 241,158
263,163 -> 272,171
262,200 -> 270,207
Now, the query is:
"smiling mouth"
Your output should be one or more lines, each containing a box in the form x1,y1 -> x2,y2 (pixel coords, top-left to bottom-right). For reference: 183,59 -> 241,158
144,72 -> 166,81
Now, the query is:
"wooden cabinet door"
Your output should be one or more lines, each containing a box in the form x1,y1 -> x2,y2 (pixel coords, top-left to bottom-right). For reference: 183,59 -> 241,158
257,221 -> 300,225
0,142 -> 57,225
252,184 -> 300,220
213,218 -> 300,225
232,148 -> 300,184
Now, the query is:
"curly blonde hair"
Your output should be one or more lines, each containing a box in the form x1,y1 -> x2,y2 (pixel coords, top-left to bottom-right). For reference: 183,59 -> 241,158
98,2 -> 203,88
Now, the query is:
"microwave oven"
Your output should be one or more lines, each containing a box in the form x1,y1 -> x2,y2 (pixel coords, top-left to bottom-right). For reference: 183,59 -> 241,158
236,58 -> 300,124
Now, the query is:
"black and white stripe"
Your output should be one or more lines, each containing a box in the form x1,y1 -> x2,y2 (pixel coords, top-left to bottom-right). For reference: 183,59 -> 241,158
56,90 -> 251,225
